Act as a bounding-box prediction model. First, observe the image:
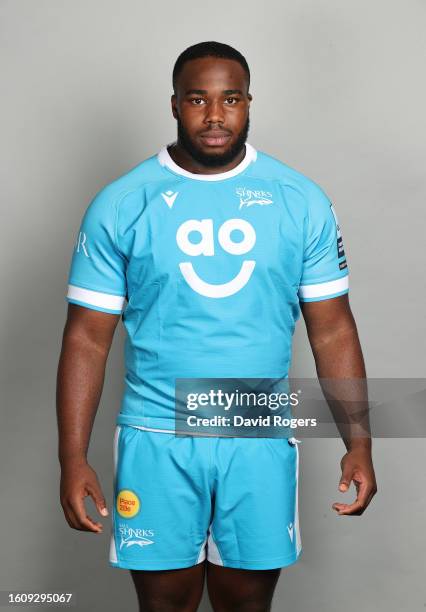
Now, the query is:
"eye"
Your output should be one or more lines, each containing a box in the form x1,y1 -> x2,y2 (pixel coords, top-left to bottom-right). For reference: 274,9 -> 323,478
190,98 -> 206,105
225,97 -> 239,104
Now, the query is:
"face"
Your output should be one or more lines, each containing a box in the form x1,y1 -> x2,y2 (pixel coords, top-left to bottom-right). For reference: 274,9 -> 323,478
171,57 -> 252,167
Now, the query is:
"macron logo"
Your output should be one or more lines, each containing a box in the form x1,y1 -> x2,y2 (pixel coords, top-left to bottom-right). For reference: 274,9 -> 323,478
287,522 -> 294,543
161,190 -> 179,208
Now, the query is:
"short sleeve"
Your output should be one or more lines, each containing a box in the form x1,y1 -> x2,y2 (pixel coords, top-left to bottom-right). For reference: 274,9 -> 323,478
65,187 -> 127,314
298,183 -> 349,302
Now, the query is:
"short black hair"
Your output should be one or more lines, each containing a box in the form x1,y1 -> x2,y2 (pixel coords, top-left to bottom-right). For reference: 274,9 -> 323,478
172,41 -> 250,94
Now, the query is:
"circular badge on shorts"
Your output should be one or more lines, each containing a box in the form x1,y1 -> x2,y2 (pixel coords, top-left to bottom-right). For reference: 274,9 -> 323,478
116,489 -> 140,518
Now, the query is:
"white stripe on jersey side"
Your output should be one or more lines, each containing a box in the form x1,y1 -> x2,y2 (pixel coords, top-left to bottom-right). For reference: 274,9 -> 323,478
298,276 -> 348,299
67,284 -> 125,311
109,425 -> 121,564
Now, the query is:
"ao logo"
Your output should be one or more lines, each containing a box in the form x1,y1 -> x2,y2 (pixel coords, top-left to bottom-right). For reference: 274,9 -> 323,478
176,218 -> 256,298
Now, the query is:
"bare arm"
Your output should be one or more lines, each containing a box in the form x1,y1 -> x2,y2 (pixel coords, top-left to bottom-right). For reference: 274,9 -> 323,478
301,293 -> 368,449
300,294 -> 377,515
56,303 -> 121,532
301,294 -> 364,377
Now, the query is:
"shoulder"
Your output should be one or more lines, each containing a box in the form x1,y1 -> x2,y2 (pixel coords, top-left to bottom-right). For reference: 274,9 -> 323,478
83,151 -> 166,219
252,148 -> 332,214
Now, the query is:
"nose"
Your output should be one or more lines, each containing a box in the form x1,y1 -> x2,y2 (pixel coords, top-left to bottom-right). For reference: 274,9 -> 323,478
204,99 -> 225,125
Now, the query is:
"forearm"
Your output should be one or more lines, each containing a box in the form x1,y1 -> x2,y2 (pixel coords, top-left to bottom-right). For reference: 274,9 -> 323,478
310,325 -> 371,452
56,333 -> 108,467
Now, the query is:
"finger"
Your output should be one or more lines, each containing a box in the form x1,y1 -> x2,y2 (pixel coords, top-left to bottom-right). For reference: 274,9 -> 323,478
86,483 -> 109,517
353,477 -> 373,508
334,484 -> 377,515
334,500 -> 364,515
332,485 -> 368,514
362,486 -> 377,509
338,465 -> 353,492
72,493 -> 103,532
63,499 -> 92,530
334,464 -> 375,512
61,500 -> 79,530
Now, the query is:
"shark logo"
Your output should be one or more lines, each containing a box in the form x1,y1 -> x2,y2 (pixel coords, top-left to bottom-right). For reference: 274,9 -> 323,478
119,533 -> 154,550
236,187 -> 273,209
118,524 -> 155,550
287,522 -> 294,543
176,218 -> 256,298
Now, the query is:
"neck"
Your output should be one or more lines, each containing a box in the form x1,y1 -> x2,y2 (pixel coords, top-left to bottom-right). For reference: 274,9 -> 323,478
167,141 -> 246,175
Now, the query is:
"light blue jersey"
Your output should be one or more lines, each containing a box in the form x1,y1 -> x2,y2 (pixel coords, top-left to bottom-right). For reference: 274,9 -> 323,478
66,141 -> 349,570
66,142 -> 349,432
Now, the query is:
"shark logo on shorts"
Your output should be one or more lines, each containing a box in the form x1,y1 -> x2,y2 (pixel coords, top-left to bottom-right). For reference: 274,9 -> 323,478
120,533 -> 154,550
119,524 -> 155,549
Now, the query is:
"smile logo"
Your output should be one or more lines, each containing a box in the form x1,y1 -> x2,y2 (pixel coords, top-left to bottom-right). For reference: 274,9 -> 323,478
116,489 -> 140,518
176,218 -> 256,298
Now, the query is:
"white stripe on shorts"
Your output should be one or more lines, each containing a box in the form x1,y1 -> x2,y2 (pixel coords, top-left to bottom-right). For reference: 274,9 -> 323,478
109,425 -> 121,564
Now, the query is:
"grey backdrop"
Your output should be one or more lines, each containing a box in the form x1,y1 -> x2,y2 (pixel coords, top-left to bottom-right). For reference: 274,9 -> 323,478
1,0 -> 425,610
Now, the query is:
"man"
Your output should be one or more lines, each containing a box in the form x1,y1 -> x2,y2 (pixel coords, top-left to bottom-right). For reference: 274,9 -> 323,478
57,41 -> 377,612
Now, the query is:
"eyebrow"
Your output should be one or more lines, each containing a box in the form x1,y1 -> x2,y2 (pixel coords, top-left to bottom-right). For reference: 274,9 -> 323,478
184,89 -> 244,96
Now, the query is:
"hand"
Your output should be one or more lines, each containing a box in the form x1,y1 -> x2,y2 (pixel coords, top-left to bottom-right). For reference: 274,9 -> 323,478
332,446 -> 377,516
60,459 -> 109,533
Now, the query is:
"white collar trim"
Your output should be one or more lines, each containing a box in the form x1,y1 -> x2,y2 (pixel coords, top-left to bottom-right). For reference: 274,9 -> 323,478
157,141 -> 257,181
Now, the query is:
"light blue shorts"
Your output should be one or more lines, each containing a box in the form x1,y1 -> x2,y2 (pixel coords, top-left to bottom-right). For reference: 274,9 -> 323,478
109,424 -> 302,571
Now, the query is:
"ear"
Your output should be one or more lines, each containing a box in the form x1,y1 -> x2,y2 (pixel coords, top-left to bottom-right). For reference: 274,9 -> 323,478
171,94 -> 178,120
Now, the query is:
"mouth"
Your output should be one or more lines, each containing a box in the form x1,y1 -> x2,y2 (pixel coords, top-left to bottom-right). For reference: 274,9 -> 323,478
199,132 -> 232,147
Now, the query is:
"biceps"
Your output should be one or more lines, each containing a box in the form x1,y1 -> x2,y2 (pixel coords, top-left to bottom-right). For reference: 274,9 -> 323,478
64,303 -> 121,351
300,294 -> 356,338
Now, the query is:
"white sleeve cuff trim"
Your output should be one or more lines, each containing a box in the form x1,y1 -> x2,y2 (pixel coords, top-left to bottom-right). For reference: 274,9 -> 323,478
298,276 -> 349,299
67,284 -> 125,311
